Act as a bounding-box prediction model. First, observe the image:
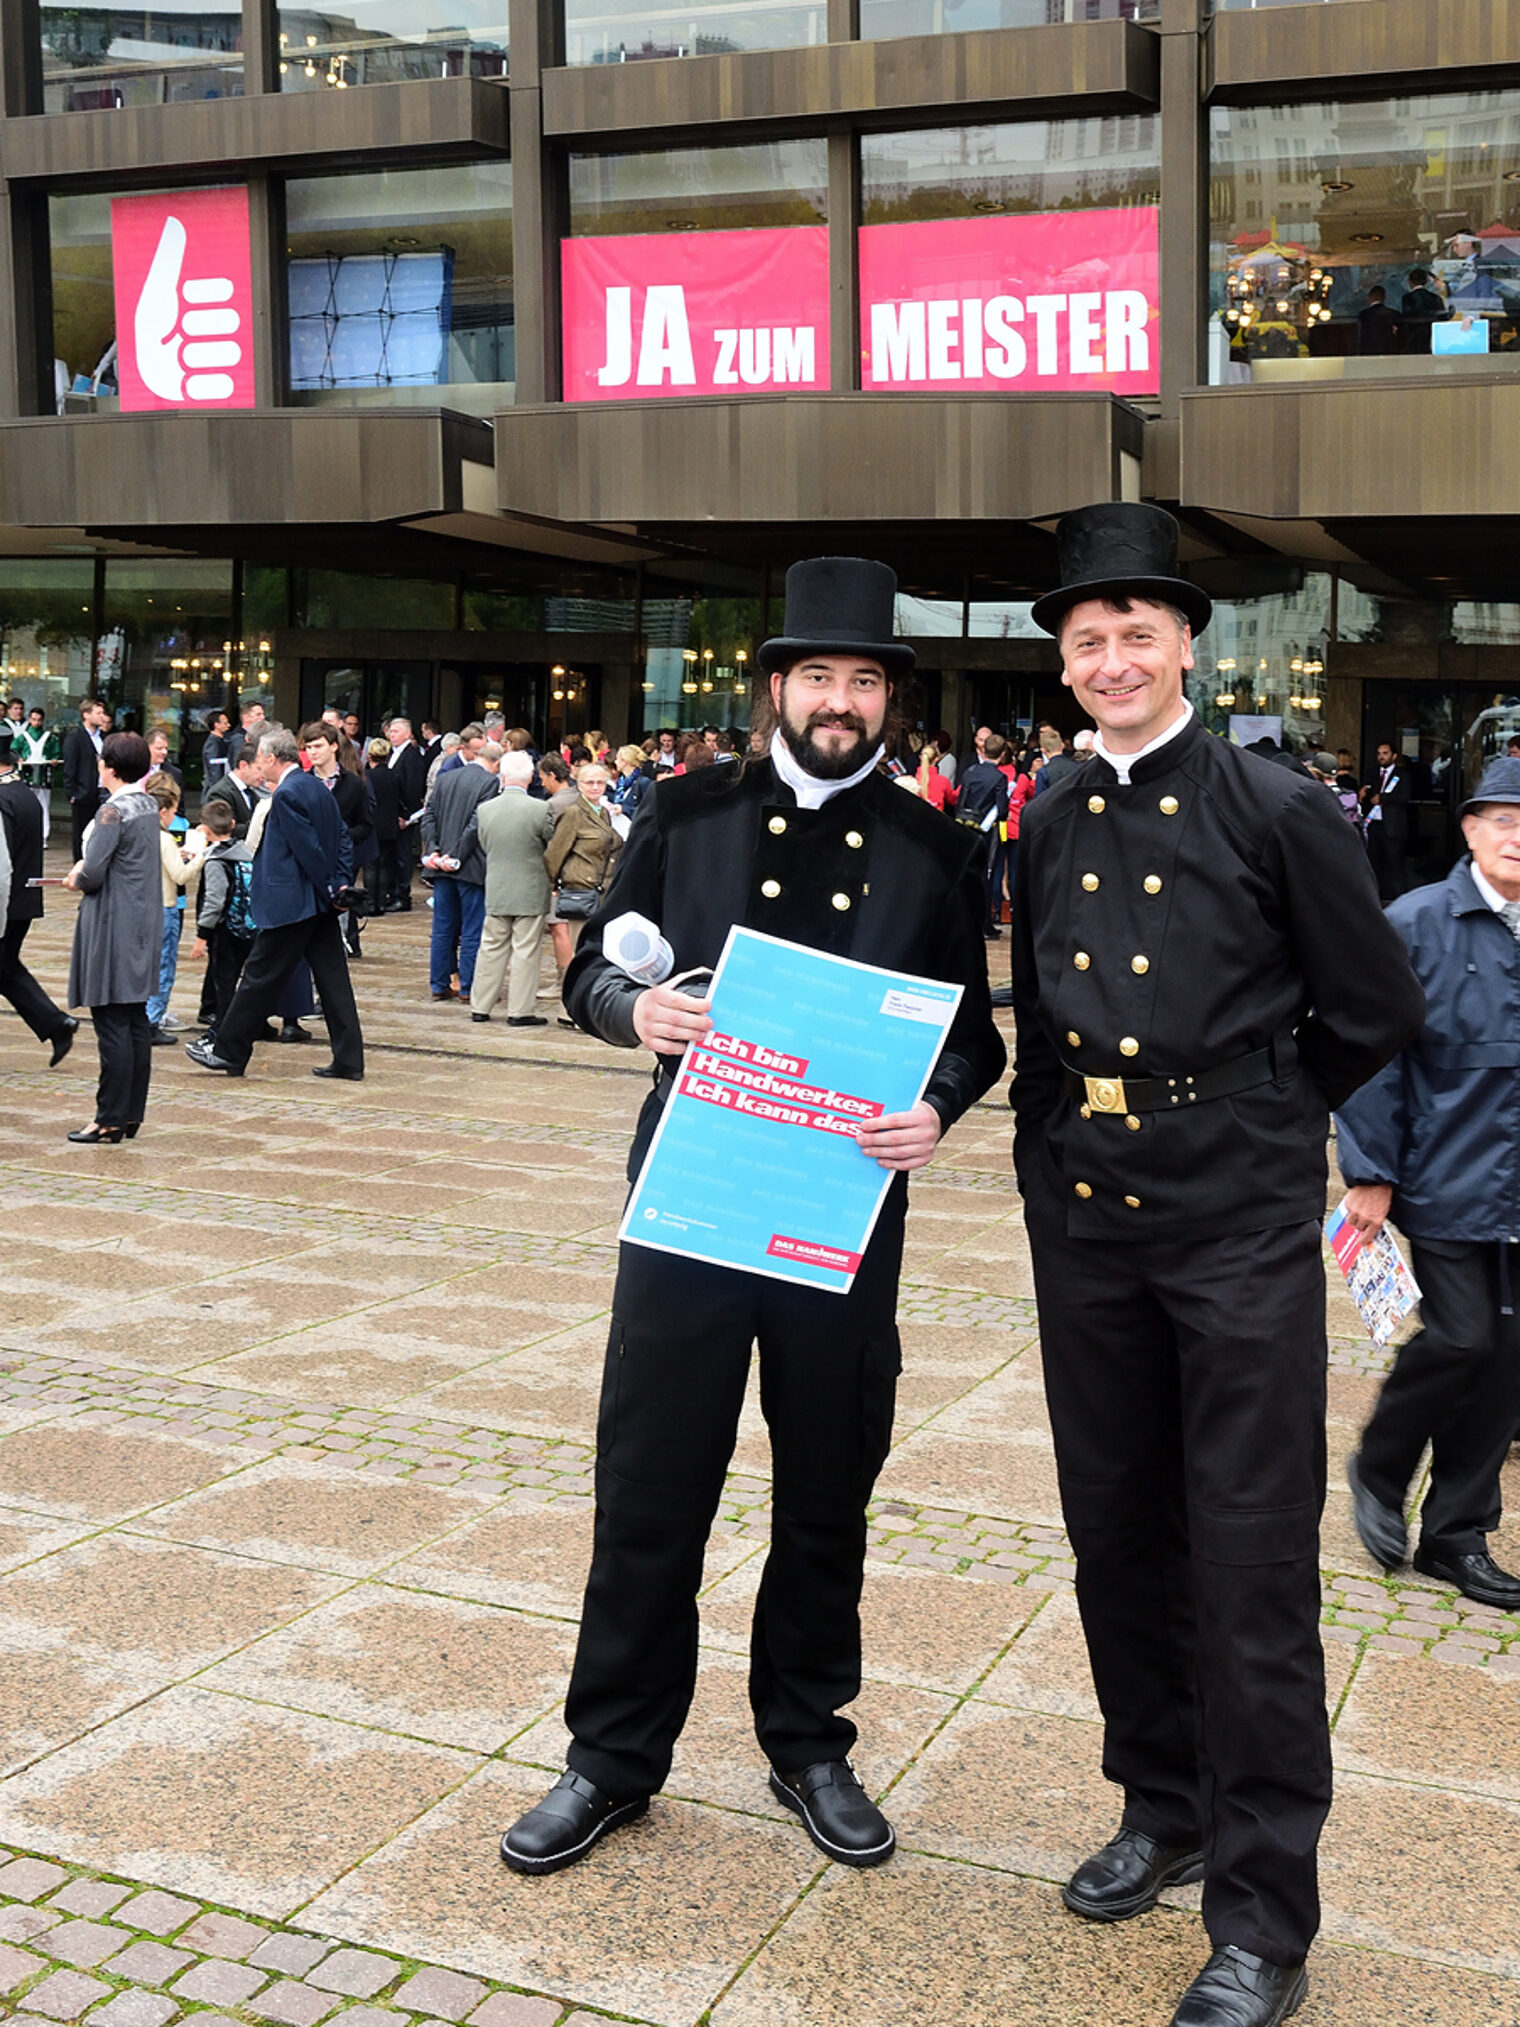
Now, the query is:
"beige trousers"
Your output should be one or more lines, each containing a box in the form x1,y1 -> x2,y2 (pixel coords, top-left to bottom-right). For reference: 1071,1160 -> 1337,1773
472,911 -> 548,1019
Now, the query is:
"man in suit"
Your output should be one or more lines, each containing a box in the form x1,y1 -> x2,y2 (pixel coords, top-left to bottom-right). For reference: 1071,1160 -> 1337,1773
423,740 -> 500,1002
199,748 -> 263,838
381,717 -> 427,911
1364,739 -> 1414,901
0,744 -> 76,1064
463,750 -> 556,1025
1010,505 -> 1423,2027
184,727 -> 363,1082
62,699 -> 109,858
420,721 -> 443,772
501,557 -> 1004,1880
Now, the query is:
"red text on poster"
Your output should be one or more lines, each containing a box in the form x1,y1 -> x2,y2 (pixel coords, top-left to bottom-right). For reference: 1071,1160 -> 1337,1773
111,188 -> 256,414
859,207 -> 1159,396
561,226 -> 830,400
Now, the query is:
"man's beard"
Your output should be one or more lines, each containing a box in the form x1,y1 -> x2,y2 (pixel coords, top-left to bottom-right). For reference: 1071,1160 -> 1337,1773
778,705 -> 879,781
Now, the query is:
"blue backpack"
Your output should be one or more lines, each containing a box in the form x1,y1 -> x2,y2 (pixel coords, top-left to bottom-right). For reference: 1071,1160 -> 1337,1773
223,857 -> 256,940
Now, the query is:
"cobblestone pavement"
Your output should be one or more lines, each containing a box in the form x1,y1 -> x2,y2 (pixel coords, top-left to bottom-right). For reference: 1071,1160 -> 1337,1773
0,886 -> 1517,2027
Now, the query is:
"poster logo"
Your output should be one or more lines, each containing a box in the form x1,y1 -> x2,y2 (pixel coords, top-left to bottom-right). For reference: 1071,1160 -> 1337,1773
111,189 -> 256,413
562,226 -> 830,401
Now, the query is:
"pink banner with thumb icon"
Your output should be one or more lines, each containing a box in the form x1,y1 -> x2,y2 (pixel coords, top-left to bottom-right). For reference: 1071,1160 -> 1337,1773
112,187 -> 256,413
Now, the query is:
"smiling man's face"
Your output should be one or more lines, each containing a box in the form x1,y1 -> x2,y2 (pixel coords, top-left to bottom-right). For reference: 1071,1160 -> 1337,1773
1059,598 -> 1192,756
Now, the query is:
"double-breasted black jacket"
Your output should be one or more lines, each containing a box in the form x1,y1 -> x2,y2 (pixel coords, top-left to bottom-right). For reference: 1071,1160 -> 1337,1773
1010,716 -> 1424,1239
565,756 -> 1006,1173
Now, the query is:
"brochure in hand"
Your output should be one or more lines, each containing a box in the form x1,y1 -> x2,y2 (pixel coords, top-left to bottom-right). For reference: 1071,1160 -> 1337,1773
1325,1197 -> 1422,1347
621,924 -> 961,1294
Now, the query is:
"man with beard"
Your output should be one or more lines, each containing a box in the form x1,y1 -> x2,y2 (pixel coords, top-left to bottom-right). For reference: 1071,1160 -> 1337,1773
500,557 -> 1004,1877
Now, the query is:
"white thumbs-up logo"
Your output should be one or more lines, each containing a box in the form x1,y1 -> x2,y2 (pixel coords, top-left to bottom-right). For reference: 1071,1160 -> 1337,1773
134,215 -> 243,402
112,189 -> 255,412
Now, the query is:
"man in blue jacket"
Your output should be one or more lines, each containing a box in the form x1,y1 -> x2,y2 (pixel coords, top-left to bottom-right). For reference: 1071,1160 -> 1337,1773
184,727 -> 364,1082
1337,754 -> 1520,1610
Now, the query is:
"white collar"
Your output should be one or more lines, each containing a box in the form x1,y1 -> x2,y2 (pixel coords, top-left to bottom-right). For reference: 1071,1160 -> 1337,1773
1470,860 -> 1513,916
1093,701 -> 1195,787
769,729 -> 885,810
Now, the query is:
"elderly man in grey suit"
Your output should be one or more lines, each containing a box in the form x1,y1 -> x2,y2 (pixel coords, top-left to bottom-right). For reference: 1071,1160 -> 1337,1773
464,750 -> 558,1026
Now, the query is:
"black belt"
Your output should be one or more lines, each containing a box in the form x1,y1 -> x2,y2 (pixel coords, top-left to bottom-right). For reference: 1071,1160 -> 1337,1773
1062,1038 -> 1287,1117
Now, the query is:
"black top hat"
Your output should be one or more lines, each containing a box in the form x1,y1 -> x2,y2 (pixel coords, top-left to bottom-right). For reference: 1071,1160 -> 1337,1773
1030,503 -> 1212,639
1461,754 -> 1520,814
758,557 -> 914,678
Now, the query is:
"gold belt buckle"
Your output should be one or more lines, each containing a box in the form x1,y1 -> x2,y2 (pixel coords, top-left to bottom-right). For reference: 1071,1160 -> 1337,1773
1084,1075 -> 1127,1115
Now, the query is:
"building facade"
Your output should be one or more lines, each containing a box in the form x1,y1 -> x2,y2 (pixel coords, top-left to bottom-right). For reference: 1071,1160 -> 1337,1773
1,0 -> 1518,876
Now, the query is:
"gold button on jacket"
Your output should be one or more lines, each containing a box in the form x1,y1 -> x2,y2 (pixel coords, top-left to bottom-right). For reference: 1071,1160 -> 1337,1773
1074,952 -> 1091,971
1160,795 -> 1179,816
1143,874 -> 1163,895
761,878 -> 781,898
1088,795 -> 1106,814
1074,1182 -> 1093,1199
1067,1030 -> 1082,1048
1082,874 -> 1100,892
1131,955 -> 1150,975
1119,1037 -> 1139,1057
831,892 -> 852,911
845,830 -> 864,849
767,816 -> 787,835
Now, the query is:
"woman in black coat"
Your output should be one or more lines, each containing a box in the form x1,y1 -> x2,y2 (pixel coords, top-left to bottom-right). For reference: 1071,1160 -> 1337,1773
62,729 -> 161,1143
365,738 -> 402,914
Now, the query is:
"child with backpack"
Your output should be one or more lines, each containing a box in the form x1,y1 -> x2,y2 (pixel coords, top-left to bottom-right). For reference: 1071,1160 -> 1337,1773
191,800 -> 256,1045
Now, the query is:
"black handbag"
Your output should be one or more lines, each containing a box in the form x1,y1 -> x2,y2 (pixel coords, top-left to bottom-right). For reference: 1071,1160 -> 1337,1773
556,886 -> 600,920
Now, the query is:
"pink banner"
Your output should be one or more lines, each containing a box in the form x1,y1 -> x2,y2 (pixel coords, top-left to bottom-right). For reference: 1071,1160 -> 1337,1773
561,226 -> 830,401
112,188 -> 256,413
859,207 -> 1159,396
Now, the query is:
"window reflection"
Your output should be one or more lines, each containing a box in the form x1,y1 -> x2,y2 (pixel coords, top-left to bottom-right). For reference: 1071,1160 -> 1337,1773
569,141 -> 829,234
861,0 -> 1153,40
862,115 -> 1160,224
286,164 -> 514,412
1209,94 -> 1520,385
278,1 -> 507,89
0,562 -> 95,729
40,0 -> 243,113
565,0 -> 823,66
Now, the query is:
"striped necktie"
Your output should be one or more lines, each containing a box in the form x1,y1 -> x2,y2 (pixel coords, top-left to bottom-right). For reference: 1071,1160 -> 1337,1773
1502,900 -> 1520,944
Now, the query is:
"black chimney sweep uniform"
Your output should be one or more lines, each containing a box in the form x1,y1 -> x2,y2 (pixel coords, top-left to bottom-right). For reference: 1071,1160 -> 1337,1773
1013,505 -> 1424,1967
558,558 -> 1005,1800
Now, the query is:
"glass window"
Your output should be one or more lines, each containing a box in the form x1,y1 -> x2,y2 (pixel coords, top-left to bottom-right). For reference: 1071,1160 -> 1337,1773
862,119 -> 1160,393
40,1 -> 243,113
1209,94 -> 1520,385
50,192 -> 119,412
278,1 -> 506,89
569,140 -> 828,235
862,0 -> 1153,41
286,163 -> 513,412
98,560 -> 236,741
1186,573 -> 1332,749
565,0 -> 822,68
1210,0 -> 1361,10
292,569 -> 455,628
0,561 -> 96,730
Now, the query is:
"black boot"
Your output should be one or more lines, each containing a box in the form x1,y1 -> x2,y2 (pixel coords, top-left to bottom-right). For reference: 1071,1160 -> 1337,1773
1063,1827 -> 1204,1922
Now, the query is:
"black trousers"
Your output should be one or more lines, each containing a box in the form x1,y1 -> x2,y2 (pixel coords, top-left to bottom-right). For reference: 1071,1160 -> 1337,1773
205,926 -> 253,1033
0,920 -> 69,1043
1358,1238 -> 1520,1556
1367,822 -> 1410,903
70,795 -> 100,860
91,1002 -> 152,1127
377,836 -> 408,909
214,913 -> 363,1074
565,1178 -> 907,1801
1026,1187 -> 1330,1966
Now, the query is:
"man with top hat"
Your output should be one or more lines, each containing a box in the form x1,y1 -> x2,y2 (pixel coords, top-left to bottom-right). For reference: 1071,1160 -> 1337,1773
499,557 -> 1004,1877
1010,503 -> 1424,2027
1337,753 -> 1520,1614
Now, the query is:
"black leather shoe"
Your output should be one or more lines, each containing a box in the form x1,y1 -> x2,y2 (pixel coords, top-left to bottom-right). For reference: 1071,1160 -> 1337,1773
1412,1544 -> 1520,1611
499,1770 -> 648,1875
66,1124 -> 123,1144
149,1025 -> 177,1046
769,1761 -> 895,1867
185,1040 -> 243,1076
1347,1450 -> 1407,1570
1063,1827 -> 1204,1922
49,1018 -> 78,1068
312,1064 -> 364,1082
470,1012 -> 491,1023
507,1015 -> 548,1027
1169,1946 -> 1307,2026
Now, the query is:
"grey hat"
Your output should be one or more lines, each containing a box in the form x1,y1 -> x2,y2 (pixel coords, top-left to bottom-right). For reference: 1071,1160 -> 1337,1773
1461,755 -> 1520,814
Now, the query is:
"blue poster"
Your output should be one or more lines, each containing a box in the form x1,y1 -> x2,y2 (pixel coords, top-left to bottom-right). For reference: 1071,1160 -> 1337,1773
620,926 -> 962,1293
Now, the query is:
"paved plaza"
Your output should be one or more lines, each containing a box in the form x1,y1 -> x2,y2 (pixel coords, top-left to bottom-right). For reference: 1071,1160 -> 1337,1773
0,888 -> 1517,2027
